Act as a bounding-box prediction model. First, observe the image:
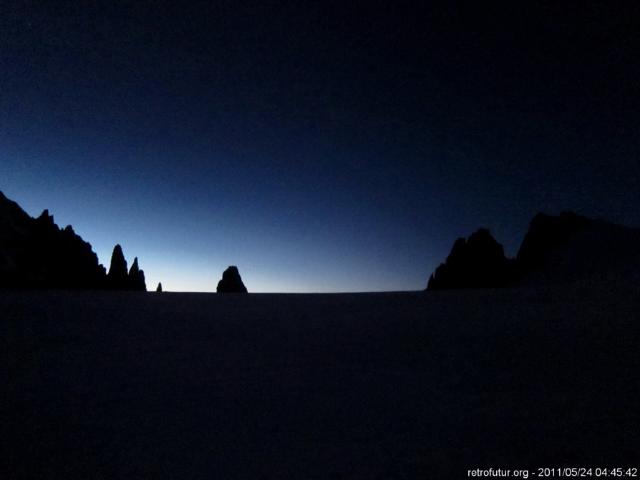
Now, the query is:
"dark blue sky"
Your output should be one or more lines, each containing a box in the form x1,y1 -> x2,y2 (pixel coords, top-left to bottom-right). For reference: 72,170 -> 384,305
1,1 -> 639,292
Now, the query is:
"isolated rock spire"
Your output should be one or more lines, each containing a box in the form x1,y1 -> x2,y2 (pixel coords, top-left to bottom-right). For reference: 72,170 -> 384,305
216,266 -> 248,293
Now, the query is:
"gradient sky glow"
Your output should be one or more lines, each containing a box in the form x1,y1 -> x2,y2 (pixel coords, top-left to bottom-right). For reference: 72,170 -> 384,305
1,1 -> 639,292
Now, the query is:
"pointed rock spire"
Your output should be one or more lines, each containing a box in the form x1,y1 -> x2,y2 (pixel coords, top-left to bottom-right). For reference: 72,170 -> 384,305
107,244 -> 129,290
156,282 -> 162,292
136,269 -> 146,291
36,209 -> 54,225
129,257 -> 139,275
128,257 -> 147,291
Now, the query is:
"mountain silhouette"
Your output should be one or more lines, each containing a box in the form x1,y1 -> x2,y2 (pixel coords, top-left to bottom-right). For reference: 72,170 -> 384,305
0,191 -> 147,290
427,228 -> 516,290
427,211 -> 640,290
217,266 -> 248,293
516,212 -> 640,285
1,192 -> 106,289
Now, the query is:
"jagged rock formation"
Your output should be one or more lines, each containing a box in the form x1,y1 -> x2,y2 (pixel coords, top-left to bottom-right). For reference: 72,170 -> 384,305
128,257 -> 147,291
1,192 -> 107,289
107,246 -> 148,291
0,191 -> 148,290
427,211 -> 640,290
156,282 -> 162,292
427,228 -> 515,290
517,212 -> 592,273
516,211 -> 640,285
217,266 -> 248,293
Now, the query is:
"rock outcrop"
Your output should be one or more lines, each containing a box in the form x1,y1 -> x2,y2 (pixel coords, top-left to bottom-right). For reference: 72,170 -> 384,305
0,191 -> 148,290
107,247 -> 148,291
156,282 -> 162,292
516,212 -> 592,273
107,244 -> 129,290
0,192 -> 107,289
515,211 -> 640,285
217,266 -> 248,293
427,211 -> 640,290
427,228 -> 514,290
128,257 -> 147,291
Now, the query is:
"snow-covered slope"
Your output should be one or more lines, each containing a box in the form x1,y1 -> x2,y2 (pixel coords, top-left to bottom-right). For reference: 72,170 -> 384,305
3,286 -> 639,478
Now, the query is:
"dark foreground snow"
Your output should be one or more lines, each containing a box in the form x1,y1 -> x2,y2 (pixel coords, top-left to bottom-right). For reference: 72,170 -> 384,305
2,286 -> 640,478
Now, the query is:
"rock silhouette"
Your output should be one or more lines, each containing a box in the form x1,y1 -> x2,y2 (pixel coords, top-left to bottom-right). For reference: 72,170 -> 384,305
107,244 -> 129,290
0,191 -> 148,290
217,266 -> 248,293
128,257 -> 147,291
427,228 -> 514,290
516,212 -> 592,275
427,211 -> 640,290
156,282 -> 163,292
1,192 -> 107,289
107,246 -> 149,291
516,211 -> 640,285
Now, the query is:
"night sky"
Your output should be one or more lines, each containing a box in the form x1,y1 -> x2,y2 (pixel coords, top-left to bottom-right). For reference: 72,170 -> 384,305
1,1 -> 639,292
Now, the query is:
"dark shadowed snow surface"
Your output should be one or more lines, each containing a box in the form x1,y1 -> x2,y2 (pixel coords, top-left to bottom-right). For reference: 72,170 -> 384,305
2,287 -> 640,478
